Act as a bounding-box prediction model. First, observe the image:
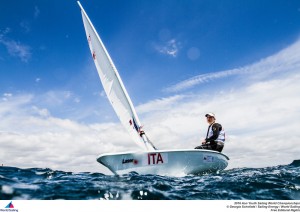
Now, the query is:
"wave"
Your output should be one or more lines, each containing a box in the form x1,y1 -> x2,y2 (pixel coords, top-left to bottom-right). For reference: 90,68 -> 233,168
0,160 -> 299,200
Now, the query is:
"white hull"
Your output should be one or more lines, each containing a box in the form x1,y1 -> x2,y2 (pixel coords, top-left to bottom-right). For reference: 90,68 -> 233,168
97,149 -> 229,176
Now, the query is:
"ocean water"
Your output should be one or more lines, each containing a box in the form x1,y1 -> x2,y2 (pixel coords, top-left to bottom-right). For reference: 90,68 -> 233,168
0,160 -> 299,200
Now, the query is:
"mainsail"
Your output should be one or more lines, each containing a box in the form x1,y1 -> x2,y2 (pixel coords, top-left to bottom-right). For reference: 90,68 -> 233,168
78,2 -> 156,151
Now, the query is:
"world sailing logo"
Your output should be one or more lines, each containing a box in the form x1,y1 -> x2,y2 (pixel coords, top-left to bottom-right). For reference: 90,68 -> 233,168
5,202 -> 14,208
0,202 -> 18,212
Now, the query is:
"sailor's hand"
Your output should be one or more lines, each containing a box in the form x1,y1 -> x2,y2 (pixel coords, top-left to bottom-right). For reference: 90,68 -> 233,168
202,140 -> 206,144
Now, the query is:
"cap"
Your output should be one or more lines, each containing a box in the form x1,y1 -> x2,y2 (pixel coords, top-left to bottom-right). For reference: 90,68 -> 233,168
205,112 -> 215,118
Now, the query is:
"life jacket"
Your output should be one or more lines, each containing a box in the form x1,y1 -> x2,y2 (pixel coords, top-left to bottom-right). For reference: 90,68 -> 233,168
206,122 -> 225,143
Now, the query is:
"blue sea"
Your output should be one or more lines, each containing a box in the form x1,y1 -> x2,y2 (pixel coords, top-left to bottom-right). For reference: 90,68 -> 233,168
0,160 -> 299,200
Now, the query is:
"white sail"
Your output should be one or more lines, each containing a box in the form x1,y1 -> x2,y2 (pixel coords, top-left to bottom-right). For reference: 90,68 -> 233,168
78,2 -> 156,151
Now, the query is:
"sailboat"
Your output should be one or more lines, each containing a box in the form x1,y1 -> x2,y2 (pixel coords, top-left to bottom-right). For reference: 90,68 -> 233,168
77,1 -> 229,176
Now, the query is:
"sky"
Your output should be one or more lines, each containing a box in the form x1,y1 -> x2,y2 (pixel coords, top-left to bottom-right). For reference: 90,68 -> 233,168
1,0 -> 300,175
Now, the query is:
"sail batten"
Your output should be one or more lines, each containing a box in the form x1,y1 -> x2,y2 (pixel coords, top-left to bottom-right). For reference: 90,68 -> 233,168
78,1 -> 156,151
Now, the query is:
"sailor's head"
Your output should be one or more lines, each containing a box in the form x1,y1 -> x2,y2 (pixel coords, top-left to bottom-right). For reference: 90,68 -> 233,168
205,112 -> 215,123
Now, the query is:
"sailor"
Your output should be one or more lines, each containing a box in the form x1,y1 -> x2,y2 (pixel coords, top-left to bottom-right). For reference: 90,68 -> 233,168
195,112 -> 225,152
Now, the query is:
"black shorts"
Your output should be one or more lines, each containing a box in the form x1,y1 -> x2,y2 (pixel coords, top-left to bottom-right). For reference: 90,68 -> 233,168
195,142 -> 224,152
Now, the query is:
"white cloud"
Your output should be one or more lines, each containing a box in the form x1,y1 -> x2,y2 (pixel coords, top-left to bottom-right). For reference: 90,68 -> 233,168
32,106 -> 51,117
0,93 -> 33,116
0,29 -> 32,62
1,39 -> 300,175
34,6 -> 40,19
3,93 -> 13,97
0,94 -> 136,174
165,39 -> 300,92
136,95 -> 184,114
0,91 -> 138,173
74,97 -> 81,103
39,90 -> 78,107
2,93 -> 13,101
164,68 -> 242,92
20,21 -> 30,33
154,39 -> 180,57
